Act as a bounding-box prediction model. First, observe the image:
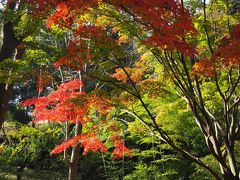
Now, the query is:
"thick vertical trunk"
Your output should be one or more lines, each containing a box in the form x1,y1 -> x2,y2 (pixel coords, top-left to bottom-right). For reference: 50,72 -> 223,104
0,21 -> 19,129
0,84 -> 12,128
0,13 -> 24,128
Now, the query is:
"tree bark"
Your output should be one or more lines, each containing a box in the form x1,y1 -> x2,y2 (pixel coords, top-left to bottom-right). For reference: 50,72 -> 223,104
68,70 -> 83,180
0,9 -> 24,129
68,122 -> 82,180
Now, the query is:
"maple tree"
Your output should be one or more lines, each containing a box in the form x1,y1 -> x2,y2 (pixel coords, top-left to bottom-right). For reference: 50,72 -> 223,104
21,74 -> 131,179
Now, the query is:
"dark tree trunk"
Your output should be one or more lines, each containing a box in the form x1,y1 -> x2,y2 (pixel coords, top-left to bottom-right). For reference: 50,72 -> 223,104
0,20 -> 23,129
16,166 -> 23,180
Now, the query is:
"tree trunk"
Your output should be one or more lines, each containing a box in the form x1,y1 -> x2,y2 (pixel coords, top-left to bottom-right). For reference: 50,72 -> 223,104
68,71 -> 83,180
16,166 -> 23,180
0,19 -> 24,129
68,122 -> 82,180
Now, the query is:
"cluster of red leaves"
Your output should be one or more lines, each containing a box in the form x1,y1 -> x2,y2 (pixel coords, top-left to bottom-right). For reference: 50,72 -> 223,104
213,23 -> 240,67
50,133 -> 108,155
72,25 -> 117,56
110,134 -> 131,160
50,132 -> 131,159
21,79 -> 129,158
73,25 -> 115,47
108,0 -> 197,57
81,136 -> 108,155
22,79 -> 112,124
21,78 -> 131,159
24,0 -> 100,22
192,23 -> 240,78
46,1 -> 99,28
21,79 -> 86,124
54,42 -> 84,70
31,0 -> 197,57
47,2 -> 72,28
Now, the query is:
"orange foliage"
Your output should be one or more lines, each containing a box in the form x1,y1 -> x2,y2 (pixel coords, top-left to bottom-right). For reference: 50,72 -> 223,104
192,59 -> 216,78
47,2 -> 72,28
112,67 -> 145,83
36,70 -> 53,93
110,134 -> 131,160
29,0 -> 197,56
192,23 -> 240,77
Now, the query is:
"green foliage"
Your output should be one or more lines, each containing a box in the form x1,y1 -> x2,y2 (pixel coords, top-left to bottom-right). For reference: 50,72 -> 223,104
0,58 -> 29,84
191,140 -> 240,179
155,95 -> 209,156
191,154 -> 220,180
0,123 -> 67,179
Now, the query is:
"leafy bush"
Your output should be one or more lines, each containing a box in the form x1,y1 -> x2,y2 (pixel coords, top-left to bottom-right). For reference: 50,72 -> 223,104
0,123 -> 67,179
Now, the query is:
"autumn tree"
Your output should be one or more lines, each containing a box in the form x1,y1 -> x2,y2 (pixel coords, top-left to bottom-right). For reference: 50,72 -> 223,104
21,10 -> 131,179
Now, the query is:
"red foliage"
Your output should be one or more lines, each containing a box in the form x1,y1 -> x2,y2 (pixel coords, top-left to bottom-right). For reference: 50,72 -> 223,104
213,23 -> 240,67
58,79 -> 83,91
53,42 -> 85,70
82,136 -> 108,155
110,134 -> 131,160
192,23 -> 240,77
21,79 -> 85,123
47,2 -> 72,28
21,79 -> 124,158
31,0 -> 197,57
50,133 -> 107,155
108,0 -> 197,56
36,70 -> 53,93
50,134 -> 82,154
46,0 -> 100,28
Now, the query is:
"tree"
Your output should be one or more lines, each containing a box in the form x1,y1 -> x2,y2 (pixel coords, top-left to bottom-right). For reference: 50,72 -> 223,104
0,0 -> 49,129
0,1 -> 23,129
21,63 -> 131,179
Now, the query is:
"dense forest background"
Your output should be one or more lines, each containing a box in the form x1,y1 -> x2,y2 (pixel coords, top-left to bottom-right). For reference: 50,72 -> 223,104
0,0 -> 240,179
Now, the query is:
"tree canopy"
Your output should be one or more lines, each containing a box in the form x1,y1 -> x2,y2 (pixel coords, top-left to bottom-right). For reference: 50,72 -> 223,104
0,0 -> 240,179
